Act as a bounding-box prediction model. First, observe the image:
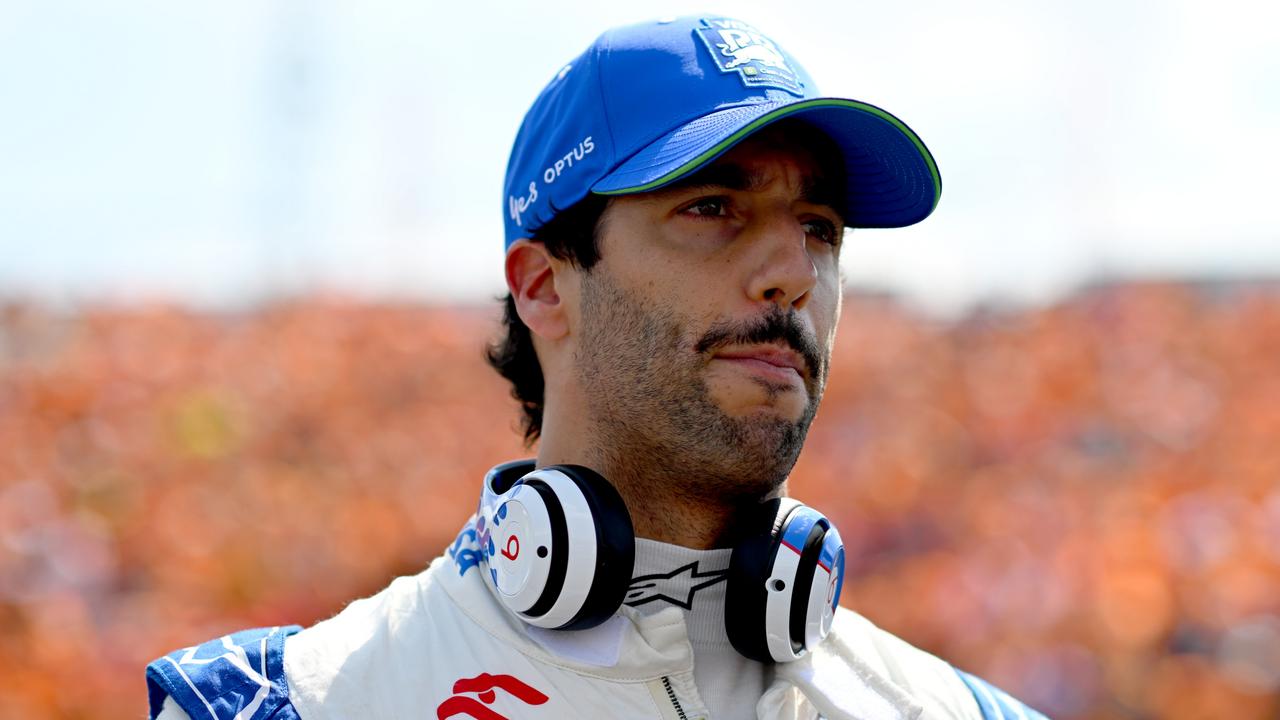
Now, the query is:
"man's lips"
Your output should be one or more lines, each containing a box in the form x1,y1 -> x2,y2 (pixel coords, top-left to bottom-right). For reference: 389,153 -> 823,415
711,344 -> 807,381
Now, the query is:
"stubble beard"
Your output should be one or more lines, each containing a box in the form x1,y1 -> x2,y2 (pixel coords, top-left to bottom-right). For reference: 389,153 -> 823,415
573,271 -> 826,509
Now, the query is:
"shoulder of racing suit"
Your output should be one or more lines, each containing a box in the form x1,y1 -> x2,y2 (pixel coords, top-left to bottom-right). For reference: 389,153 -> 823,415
146,520 -> 1051,720
146,625 -> 303,720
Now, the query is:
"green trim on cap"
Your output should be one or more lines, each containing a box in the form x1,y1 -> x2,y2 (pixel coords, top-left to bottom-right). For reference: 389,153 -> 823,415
594,98 -> 941,210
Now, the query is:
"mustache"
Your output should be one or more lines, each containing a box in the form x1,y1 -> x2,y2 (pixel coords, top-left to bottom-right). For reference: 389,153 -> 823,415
694,308 -> 825,380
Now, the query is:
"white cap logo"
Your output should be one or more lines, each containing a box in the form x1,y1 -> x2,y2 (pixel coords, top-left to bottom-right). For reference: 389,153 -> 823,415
695,18 -> 802,95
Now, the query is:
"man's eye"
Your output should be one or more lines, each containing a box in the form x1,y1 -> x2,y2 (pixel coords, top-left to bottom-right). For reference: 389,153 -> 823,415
681,198 -> 729,217
803,218 -> 841,246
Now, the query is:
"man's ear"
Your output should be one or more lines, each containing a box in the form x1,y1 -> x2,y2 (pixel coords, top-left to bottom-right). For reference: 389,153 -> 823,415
506,239 -> 571,341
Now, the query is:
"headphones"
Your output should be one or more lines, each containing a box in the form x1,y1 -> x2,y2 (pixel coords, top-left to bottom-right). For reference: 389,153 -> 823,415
476,460 -> 846,663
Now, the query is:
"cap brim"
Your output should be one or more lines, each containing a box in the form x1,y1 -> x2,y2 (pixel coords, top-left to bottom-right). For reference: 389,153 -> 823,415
591,98 -> 941,228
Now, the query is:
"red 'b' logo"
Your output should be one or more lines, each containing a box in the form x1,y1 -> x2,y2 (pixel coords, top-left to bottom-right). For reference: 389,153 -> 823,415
501,535 -> 520,562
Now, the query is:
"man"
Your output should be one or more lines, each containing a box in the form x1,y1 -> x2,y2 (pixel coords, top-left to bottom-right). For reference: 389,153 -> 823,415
147,16 -> 1049,720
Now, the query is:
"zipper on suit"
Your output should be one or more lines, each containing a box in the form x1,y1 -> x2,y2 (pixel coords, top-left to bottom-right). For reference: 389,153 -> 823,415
660,676 -> 689,720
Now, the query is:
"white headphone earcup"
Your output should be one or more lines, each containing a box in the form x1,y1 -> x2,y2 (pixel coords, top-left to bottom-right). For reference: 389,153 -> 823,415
482,465 -> 634,630
485,480 -> 564,616
726,500 -> 845,663
550,465 -> 635,630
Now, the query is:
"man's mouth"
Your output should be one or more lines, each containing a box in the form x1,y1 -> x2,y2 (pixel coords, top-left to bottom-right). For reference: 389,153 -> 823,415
711,344 -> 807,383
694,308 -> 823,385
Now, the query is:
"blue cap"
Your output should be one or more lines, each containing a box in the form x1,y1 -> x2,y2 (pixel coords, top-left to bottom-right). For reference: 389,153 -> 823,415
502,15 -> 941,248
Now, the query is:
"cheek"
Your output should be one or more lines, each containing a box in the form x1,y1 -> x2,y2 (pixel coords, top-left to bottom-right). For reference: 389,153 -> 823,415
813,270 -> 842,325
637,275 -> 726,338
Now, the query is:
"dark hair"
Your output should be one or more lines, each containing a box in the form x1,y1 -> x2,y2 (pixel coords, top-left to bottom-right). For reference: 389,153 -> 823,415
486,193 -> 610,445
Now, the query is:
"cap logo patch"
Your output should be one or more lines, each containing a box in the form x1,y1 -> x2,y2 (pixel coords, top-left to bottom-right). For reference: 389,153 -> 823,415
696,18 -> 803,96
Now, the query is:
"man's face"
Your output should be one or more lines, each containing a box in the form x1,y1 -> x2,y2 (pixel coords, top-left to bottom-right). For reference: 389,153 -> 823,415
570,126 -> 844,501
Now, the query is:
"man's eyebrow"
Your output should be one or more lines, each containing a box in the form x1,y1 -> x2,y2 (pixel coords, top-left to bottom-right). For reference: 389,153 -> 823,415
662,162 -> 760,194
658,160 -> 845,216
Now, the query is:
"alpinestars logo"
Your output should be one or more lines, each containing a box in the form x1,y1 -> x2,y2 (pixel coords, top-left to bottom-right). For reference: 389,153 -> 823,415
625,561 -> 729,610
695,18 -> 803,95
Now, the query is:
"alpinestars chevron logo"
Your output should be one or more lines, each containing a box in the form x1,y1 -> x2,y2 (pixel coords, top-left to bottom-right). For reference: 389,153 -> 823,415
624,561 -> 729,610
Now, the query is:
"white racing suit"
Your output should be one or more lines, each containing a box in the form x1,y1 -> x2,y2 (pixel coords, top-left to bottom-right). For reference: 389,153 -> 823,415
146,520 -> 1050,720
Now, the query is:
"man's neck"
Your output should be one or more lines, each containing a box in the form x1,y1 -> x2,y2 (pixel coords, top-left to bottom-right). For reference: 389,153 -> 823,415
534,445 -> 782,549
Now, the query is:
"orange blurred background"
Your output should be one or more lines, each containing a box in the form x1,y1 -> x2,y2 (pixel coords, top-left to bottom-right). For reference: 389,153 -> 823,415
2,281 -> 1279,719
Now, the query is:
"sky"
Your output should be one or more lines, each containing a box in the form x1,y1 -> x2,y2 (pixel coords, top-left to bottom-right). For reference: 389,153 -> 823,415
1,0 -> 1277,313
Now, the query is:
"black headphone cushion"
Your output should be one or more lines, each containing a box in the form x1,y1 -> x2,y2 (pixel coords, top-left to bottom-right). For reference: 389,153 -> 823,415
554,465 -> 636,630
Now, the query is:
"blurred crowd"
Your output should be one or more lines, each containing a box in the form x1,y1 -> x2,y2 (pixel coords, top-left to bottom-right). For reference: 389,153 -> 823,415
1,281 -> 1278,719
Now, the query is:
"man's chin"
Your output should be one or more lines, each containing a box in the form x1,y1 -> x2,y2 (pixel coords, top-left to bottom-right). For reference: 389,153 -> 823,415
720,404 -> 814,439
706,382 -> 812,425
720,414 -> 808,469
728,389 -> 820,470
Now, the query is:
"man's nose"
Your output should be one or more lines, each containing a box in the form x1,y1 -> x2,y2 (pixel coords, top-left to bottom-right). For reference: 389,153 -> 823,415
745,211 -> 818,310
